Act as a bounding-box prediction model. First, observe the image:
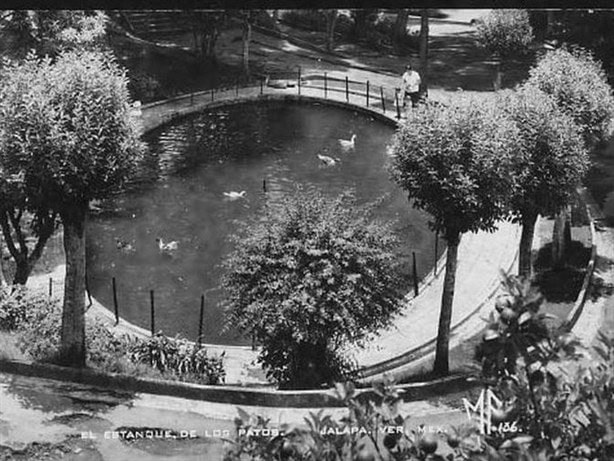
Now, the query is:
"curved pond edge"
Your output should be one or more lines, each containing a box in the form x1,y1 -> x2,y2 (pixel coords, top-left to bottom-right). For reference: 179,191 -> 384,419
4,91 -> 598,408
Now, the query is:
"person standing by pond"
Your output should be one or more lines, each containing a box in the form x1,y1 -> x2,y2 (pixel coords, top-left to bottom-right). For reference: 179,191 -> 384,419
401,64 -> 421,109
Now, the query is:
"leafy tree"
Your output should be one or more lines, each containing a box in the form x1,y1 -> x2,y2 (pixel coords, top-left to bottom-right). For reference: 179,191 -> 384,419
0,50 -> 143,367
223,190 -> 404,389
0,167 -> 58,285
524,46 -> 614,266
500,86 -> 588,278
476,9 -> 534,90
0,10 -> 107,59
525,46 -> 614,147
389,96 -> 518,376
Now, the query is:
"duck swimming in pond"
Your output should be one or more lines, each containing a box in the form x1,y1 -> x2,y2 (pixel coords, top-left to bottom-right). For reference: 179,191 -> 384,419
156,237 -> 178,254
338,134 -> 356,151
317,153 -> 339,167
223,191 -> 247,200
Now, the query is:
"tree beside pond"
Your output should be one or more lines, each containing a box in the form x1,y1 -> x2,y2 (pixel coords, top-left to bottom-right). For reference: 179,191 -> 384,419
389,96 -> 518,376
222,190 -> 404,389
501,86 -> 588,278
524,47 -> 614,266
0,50 -> 143,367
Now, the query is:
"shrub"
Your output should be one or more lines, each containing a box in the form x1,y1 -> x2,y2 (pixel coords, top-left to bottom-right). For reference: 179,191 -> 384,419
223,190 -> 404,389
0,286 -> 29,330
129,333 -> 225,385
4,288 -> 225,385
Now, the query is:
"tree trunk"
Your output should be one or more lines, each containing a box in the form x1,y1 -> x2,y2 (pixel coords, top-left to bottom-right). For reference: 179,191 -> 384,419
419,9 -> 429,97
325,10 -> 338,52
552,206 -> 571,269
1,209 -> 56,286
0,234 -> 6,289
12,257 -> 31,285
433,231 -> 460,376
59,206 -> 87,368
518,210 -> 538,279
242,17 -> 252,76
493,53 -> 502,91
393,9 -> 409,54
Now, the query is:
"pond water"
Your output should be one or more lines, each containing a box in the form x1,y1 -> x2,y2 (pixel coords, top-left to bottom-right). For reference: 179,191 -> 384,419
86,102 -> 440,345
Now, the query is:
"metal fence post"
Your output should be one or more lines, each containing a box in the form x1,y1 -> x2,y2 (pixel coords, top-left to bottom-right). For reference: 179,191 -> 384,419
298,67 -> 301,95
324,72 -> 327,98
198,294 -> 205,347
345,76 -> 349,102
412,251 -> 419,296
434,231 -> 439,276
395,91 -> 401,119
112,277 -> 119,325
380,86 -> 386,113
150,290 -> 155,336
366,81 -> 370,107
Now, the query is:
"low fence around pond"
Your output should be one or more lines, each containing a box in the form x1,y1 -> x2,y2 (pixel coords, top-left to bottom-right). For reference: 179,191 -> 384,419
46,229 -> 444,352
141,70 -> 413,131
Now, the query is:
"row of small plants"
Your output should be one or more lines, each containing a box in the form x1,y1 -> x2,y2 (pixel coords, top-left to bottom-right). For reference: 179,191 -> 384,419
0,286 -> 225,385
223,275 -> 614,460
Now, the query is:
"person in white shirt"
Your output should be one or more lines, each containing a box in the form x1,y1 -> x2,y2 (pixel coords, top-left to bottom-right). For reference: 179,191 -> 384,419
401,64 -> 421,109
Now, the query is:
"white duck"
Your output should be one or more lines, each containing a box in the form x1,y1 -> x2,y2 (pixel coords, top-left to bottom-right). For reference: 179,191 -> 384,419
338,134 -> 356,150
223,191 -> 247,200
156,237 -> 179,254
317,153 -> 339,167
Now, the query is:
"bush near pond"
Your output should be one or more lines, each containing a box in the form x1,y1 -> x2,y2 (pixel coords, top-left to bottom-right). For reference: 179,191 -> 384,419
0,287 -> 225,385
223,190 -> 405,390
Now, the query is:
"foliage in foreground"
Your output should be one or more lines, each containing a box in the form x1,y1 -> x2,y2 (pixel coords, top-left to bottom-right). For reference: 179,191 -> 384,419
223,190 -> 404,390
0,287 -> 225,385
224,274 -> 614,460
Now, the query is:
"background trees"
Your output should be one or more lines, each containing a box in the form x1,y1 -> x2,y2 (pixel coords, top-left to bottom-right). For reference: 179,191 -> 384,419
223,191 -> 404,389
389,96 -> 519,376
475,9 -> 534,90
0,10 -> 107,59
0,50 -> 143,366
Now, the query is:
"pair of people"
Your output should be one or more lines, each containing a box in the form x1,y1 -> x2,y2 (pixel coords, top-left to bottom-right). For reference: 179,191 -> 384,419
400,64 -> 422,109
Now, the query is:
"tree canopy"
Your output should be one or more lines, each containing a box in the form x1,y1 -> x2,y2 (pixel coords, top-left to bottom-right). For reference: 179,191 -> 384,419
525,46 -> 614,147
223,190 -> 404,389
